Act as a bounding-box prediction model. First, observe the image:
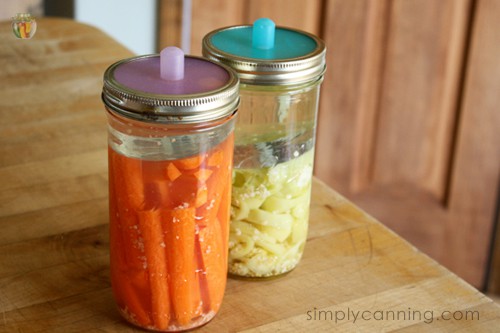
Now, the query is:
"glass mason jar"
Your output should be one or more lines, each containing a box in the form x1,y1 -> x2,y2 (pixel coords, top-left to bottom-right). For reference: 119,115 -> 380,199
203,19 -> 326,278
102,47 -> 239,331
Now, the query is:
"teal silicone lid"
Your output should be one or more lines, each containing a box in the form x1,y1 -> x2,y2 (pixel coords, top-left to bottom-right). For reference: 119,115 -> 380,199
202,18 -> 326,85
211,19 -> 317,60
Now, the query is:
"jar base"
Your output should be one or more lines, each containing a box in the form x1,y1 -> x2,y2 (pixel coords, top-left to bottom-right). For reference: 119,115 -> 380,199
118,306 -> 217,332
228,266 -> 297,280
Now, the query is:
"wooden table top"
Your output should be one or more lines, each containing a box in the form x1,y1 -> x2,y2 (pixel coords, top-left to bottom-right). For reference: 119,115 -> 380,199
1,18 -> 499,332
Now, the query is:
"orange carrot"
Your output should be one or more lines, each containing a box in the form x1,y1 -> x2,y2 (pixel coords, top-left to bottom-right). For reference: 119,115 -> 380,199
175,153 -> 205,171
217,185 -> 231,262
141,181 -> 172,210
109,204 -> 148,320
109,149 -> 148,272
194,168 -> 213,182
138,210 -> 171,330
138,160 -> 172,210
117,153 -> 145,210
109,148 -> 152,324
216,134 -> 233,257
170,173 -> 198,208
195,186 -> 208,208
166,162 -> 182,181
195,134 -> 233,227
191,250 -> 203,319
187,220 -> 203,320
109,186 -> 151,326
157,181 -> 171,208
198,217 -> 226,313
194,233 -> 210,313
163,207 -> 198,326
112,271 -> 152,326
207,148 -> 223,167
194,135 -> 233,313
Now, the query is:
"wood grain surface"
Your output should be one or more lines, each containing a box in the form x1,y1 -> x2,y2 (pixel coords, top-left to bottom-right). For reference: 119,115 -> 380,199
1,18 -> 500,332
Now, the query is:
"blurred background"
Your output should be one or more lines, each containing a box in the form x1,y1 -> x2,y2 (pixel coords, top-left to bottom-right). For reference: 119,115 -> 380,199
1,0 -> 499,294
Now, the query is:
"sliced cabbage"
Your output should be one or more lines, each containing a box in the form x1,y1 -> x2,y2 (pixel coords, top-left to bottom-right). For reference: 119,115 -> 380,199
228,149 -> 314,277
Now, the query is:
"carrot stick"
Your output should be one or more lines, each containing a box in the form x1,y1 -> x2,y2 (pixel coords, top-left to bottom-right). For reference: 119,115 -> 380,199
217,185 -> 231,262
195,186 -> 208,208
207,149 -> 223,167
141,181 -> 172,210
194,169 -> 213,182
166,162 -> 182,181
156,180 -> 171,208
198,217 -> 226,313
175,153 -> 205,171
138,210 -> 171,330
109,148 -> 148,272
216,135 -> 233,256
140,160 -> 172,210
116,153 -> 145,211
194,233 -> 210,313
170,174 -> 198,208
200,179 -> 226,232
112,268 -> 152,326
110,194 -> 151,326
193,135 -> 233,312
109,148 -> 152,323
195,135 -> 233,227
191,248 -> 203,318
198,134 -> 233,312
163,207 -> 198,326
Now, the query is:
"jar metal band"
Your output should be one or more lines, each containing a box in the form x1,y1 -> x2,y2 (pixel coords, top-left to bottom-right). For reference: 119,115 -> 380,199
202,26 -> 326,86
102,55 -> 240,124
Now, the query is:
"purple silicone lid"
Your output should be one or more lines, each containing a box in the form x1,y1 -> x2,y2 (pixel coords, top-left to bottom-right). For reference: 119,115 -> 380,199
102,47 -> 240,124
113,49 -> 230,95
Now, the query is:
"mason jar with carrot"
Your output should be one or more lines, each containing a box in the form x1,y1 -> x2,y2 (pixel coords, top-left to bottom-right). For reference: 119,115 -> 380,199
102,47 -> 239,331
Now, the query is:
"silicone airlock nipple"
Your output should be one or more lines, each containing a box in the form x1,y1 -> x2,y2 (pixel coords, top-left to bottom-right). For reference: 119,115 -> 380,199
160,46 -> 184,80
252,18 -> 275,50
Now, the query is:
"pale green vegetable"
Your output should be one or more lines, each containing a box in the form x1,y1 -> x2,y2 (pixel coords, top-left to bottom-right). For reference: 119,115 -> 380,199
246,209 -> 294,229
231,196 -> 267,220
258,224 -> 291,243
231,220 -> 260,237
231,220 -> 283,246
292,202 -> 309,220
291,217 -> 308,244
228,149 -> 314,277
231,205 -> 249,221
228,234 -> 255,259
254,237 -> 286,256
261,191 -> 310,213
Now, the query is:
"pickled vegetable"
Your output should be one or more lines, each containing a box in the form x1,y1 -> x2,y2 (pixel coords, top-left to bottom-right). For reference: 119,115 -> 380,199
109,134 -> 233,331
229,149 -> 313,277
